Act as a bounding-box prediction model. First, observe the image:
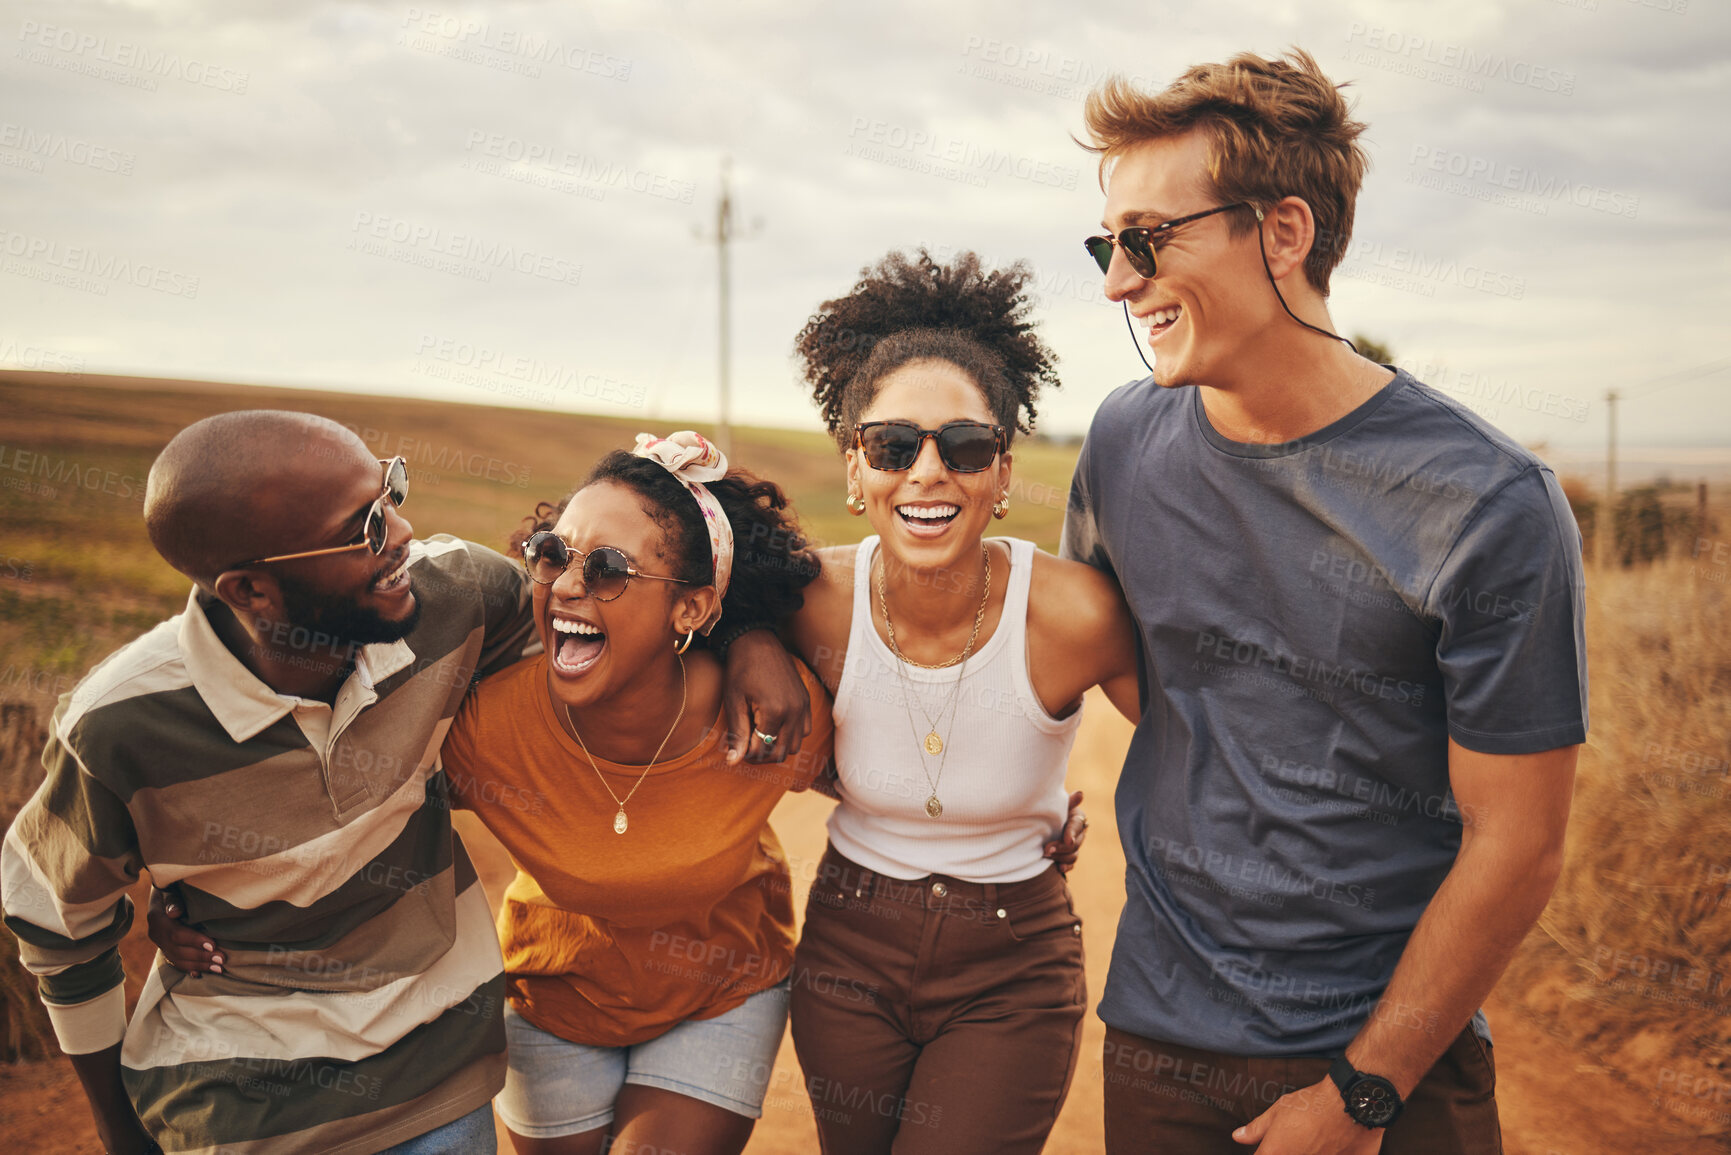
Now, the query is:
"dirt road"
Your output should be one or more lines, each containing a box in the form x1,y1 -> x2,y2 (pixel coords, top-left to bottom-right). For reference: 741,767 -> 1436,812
3,693 -> 1721,1153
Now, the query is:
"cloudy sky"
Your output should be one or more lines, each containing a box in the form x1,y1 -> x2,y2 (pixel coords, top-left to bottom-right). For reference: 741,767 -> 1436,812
2,0 -> 1727,458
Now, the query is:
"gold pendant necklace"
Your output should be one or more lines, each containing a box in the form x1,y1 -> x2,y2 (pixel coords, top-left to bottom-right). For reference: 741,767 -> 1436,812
560,652 -> 687,834
878,543 -> 992,818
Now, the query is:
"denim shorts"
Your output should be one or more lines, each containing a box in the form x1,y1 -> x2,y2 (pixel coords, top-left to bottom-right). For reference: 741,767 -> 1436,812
377,1103 -> 496,1154
494,979 -> 791,1138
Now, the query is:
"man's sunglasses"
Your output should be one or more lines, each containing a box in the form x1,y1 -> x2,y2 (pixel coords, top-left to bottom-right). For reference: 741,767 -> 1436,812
240,457 -> 409,567
1083,202 -> 1256,279
853,420 -> 1006,474
520,532 -> 690,599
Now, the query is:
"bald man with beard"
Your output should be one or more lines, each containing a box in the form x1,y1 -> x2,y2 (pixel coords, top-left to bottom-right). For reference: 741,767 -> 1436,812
1,411 -> 812,1155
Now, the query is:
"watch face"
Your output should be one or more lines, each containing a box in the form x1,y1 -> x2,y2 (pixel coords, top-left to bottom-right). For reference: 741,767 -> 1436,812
1348,1078 -> 1401,1127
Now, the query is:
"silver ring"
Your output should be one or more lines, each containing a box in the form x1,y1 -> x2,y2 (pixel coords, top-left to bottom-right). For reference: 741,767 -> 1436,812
754,729 -> 778,747
1077,815 -> 1089,832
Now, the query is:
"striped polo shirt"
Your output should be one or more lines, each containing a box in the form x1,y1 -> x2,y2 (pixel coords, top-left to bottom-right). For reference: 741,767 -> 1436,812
1,535 -> 535,1154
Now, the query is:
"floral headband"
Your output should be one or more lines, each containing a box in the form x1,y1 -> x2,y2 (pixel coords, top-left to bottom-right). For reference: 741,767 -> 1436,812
631,431 -> 733,635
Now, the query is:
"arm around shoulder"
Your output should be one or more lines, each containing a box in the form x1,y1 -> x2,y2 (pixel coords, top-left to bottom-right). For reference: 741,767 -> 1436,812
1027,550 -> 1141,723
785,543 -> 856,696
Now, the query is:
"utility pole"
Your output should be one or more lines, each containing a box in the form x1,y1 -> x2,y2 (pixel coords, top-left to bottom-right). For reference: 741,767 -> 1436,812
1590,359 -> 1731,568
697,158 -> 760,458
1600,388 -> 1618,568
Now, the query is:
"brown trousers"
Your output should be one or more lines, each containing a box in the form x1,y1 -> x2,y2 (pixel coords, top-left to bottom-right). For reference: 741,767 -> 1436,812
790,844 -> 1087,1154
1102,1024 -> 1501,1155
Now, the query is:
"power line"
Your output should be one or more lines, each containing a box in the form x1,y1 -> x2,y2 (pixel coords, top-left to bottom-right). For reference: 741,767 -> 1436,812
1619,355 -> 1731,400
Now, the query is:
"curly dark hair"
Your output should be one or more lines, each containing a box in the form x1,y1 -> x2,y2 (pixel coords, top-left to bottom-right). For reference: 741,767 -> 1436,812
792,249 -> 1059,451
508,453 -> 819,643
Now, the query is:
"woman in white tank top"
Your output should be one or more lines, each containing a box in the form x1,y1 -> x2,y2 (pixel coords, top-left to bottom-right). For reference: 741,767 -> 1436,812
784,250 -> 1141,1154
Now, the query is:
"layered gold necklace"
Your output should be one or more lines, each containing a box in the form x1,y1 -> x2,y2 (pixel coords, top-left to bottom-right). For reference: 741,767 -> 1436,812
559,653 -> 687,834
876,543 -> 992,819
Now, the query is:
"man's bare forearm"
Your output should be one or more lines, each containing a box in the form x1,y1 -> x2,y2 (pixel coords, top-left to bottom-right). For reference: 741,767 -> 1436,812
1344,825 -> 1565,1094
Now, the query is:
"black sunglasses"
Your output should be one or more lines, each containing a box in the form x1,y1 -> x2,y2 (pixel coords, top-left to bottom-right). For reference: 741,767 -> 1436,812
854,420 -> 1006,474
1084,202 -> 1257,279
520,531 -> 690,599
240,457 -> 409,567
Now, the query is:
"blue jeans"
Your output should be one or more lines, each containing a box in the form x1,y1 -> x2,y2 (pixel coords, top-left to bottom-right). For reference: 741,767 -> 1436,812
378,1104 -> 496,1154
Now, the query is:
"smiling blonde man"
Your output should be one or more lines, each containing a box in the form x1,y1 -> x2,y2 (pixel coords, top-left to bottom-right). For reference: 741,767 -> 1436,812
1062,50 -> 1587,1155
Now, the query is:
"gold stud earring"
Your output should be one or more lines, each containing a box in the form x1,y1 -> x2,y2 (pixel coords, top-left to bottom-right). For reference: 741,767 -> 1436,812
846,493 -> 866,516
992,494 -> 1010,520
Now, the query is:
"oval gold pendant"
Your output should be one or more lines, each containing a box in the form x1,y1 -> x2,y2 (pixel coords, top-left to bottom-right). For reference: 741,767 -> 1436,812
923,731 -> 944,756
613,809 -> 628,835
925,794 -> 943,819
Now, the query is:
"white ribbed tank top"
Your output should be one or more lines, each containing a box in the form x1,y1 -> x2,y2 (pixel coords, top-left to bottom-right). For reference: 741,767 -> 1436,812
828,536 -> 1084,883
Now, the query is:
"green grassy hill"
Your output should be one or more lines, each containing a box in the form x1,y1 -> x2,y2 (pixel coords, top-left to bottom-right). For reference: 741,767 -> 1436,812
0,370 -> 1080,718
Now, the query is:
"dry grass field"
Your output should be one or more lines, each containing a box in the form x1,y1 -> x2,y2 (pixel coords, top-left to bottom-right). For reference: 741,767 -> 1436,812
1,371 -> 1726,1153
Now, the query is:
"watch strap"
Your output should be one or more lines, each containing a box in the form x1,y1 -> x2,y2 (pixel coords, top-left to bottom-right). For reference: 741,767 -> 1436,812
710,621 -> 770,659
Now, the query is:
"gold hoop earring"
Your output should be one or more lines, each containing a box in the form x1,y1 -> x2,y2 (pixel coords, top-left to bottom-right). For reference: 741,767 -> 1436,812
675,630 -> 695,654
845,493 -> 866,516
992,494 -> 1010,520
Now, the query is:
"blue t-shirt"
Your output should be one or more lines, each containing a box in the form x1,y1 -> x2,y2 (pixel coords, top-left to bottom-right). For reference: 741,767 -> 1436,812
1060,369 -> 1587,1056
